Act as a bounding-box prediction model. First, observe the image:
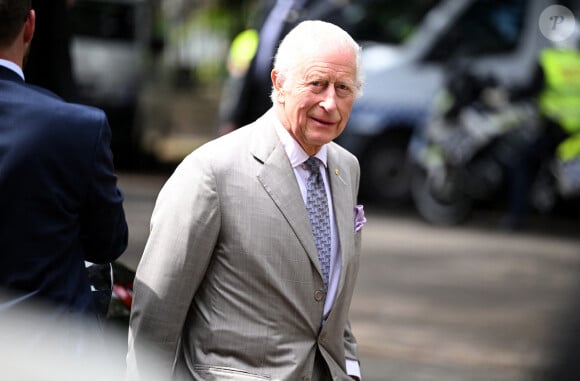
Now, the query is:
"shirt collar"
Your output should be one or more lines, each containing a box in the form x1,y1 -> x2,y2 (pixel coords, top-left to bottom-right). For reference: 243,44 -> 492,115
272,114 -> 328,169
0,59 -> 24,80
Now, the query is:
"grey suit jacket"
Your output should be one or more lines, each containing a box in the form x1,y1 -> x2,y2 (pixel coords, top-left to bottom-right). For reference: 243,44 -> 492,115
127,110 -> 362,381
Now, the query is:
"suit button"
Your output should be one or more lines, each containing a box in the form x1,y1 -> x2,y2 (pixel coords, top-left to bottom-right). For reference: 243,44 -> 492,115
314,290 -> 324,301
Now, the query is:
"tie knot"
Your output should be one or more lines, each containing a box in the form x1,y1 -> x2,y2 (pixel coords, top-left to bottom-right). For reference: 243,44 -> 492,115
304,157 -> 321,175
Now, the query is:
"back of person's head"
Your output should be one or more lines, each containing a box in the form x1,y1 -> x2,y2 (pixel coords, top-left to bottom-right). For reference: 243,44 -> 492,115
271,20 -> 363,101
0,0 -> 31,48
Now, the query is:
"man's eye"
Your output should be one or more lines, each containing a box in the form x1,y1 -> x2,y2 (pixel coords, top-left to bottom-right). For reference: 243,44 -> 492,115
309,81 -> 325,93
336,84 -> 353,96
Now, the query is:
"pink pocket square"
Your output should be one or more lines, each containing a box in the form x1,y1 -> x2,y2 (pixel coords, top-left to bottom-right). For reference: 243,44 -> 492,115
354,205 -> 366,232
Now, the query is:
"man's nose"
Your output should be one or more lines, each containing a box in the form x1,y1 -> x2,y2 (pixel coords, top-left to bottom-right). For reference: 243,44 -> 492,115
319,87 -> 337,111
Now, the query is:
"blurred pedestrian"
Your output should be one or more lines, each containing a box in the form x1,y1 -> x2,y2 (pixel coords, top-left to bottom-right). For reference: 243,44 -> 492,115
0,0 -> 128,327
25,0 -> 116,319
502,28 -> 580,230
217,0 -> 352,135
127,20 -> 365,380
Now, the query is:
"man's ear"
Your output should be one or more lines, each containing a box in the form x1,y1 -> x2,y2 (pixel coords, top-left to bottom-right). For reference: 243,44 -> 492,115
23,10 -> 35,44
271,70 -> 285,103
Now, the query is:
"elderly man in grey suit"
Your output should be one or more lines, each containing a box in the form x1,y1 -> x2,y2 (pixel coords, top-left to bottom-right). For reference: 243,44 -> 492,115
127,20 -> 366,381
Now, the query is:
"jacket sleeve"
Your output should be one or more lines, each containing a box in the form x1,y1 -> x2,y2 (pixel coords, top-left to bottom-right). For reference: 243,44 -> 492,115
80,112 -> 128,263
127,151 -> 221,380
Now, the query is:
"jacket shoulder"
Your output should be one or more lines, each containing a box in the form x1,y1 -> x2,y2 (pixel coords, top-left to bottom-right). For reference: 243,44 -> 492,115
330,141 -> 359,168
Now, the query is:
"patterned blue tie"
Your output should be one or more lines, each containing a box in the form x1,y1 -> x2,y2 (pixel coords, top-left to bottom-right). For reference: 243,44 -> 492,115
304,157 -> 331,292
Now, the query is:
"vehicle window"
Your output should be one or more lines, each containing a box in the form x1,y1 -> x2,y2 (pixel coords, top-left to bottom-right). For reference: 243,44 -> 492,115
344,0 -> 443,44
426,0 -> 526,61
70,1 -> 136,41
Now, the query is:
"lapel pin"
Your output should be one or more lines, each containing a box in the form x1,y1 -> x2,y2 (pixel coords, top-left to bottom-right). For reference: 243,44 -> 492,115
335,169 -> 340,175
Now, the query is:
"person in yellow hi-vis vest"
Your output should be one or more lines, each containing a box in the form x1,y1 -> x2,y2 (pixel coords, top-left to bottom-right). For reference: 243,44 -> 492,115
501,33 -> 580,230
540,47 -> 580,136
217,28 -> 260,136
539,46 -> 580,196
226,28 -> 259,79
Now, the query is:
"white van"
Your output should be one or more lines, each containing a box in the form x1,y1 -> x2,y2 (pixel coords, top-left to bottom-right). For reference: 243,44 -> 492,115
336,0 -> 565,204
69,0 -> 152,160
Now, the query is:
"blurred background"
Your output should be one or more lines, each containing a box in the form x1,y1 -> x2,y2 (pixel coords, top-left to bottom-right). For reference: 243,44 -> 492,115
22,0 -> 580,380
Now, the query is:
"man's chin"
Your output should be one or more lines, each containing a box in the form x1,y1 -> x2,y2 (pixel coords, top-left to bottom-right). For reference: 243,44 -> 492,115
309,130 -> 339,145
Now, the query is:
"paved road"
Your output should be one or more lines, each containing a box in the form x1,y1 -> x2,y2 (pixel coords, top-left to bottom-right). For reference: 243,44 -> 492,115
117,172 -> 580,381
351,209 -> 580,381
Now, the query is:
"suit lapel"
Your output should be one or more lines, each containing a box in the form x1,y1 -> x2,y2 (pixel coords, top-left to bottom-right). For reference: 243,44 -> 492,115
250,112 -> 356,286
251,111 -> 322,274
327,145 -> 353,290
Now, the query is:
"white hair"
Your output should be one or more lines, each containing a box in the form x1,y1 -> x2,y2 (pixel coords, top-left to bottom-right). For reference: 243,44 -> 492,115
270,20 -> 363,103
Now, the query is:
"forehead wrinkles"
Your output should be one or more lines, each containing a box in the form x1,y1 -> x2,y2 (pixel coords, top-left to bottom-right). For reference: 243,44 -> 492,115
303,62 -> 356,84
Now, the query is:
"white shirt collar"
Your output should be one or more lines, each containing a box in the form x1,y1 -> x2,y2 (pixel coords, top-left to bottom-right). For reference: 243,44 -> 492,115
272,114 -> 328,169
0,59 -> 24,80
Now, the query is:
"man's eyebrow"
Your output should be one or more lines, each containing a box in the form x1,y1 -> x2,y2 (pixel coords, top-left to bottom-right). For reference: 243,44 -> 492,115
304,74 -> 354,83
304,73 -> 326,80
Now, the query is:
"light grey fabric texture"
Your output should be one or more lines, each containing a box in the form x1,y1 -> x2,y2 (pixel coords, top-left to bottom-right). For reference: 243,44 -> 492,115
127,110 -> 362,381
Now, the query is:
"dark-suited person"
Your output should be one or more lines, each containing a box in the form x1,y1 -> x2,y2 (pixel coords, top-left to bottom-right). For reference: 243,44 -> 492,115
0,0 -> 128,324
128,20 -> 365,380
217,0 -> 352,135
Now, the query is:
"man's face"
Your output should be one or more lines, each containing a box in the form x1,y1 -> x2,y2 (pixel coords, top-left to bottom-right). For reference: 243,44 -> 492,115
275,46 -> 358,156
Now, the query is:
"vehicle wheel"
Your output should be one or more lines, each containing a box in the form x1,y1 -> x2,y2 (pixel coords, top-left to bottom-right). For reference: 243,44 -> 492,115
361,135 -> 413,205
410,164 -> 473,225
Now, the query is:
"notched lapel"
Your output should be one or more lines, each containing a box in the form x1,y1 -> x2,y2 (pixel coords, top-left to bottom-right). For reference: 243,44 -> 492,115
252,115 -> 322,275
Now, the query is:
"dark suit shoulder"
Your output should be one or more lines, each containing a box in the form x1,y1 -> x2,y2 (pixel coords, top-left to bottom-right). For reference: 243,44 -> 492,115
27,83 -> 105,122
18,82 -> 108,136
0,80 -> 110,170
